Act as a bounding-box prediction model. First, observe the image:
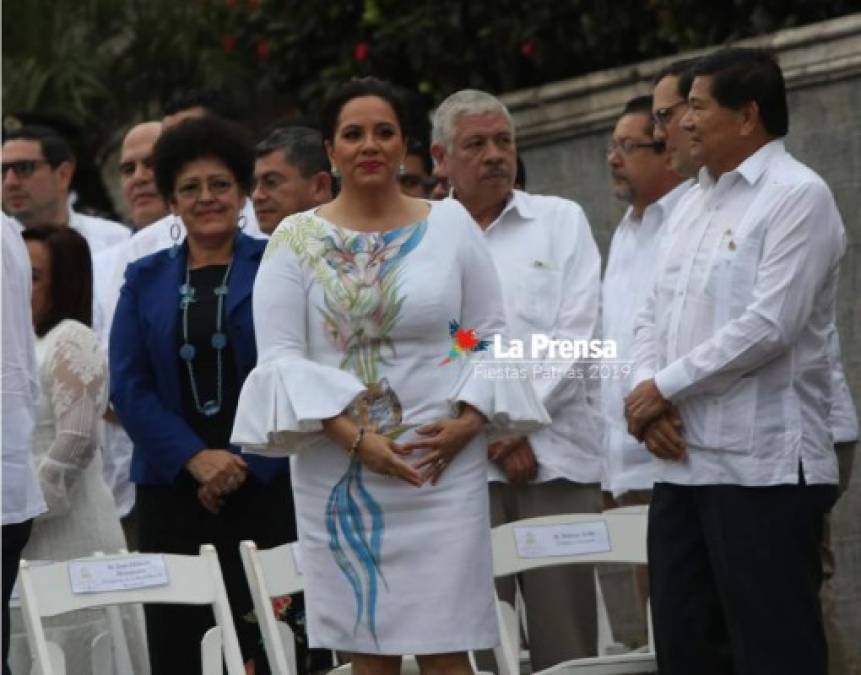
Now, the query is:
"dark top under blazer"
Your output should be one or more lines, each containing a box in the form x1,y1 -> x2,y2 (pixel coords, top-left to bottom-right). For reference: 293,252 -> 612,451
109,232 -> 289,485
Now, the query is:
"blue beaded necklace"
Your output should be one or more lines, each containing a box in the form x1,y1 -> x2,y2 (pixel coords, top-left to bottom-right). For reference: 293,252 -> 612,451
178,261 -> 233,417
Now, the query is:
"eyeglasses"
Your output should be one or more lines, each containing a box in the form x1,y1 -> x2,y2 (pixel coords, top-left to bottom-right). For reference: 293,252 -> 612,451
119,156 -> 154,177
175,177 -> 236,201
1,159 -> 50,179
606,140 -> 663,157
651,100 -> 687,129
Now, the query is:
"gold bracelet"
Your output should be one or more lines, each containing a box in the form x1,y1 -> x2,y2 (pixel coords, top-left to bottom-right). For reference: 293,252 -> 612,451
348,427 -> 365,458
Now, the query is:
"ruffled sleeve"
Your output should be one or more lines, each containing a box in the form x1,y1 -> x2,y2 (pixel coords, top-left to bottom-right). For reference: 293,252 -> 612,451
231,217 -> 366,456
444,204 -> 550,439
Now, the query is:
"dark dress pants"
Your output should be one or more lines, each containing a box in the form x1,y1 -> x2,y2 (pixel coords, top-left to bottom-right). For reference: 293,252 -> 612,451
649,479 -> 837,675
2,520 -> 33,675
137,472 -> 295,675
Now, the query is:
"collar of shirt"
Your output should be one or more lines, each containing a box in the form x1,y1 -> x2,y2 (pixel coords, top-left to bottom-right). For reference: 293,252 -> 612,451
699,138 -> 786,191
486,189 -> 536,231
619,178 -> 694,237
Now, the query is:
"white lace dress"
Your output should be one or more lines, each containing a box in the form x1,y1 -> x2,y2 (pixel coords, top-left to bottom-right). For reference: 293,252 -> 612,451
8,319 -> 150,674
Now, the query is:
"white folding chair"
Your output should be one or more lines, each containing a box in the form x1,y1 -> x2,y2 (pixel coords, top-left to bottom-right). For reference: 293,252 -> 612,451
239,540 -> 301,675
18,544 -> 245,675
491,511 -> 657,675
240,540 -> 493,675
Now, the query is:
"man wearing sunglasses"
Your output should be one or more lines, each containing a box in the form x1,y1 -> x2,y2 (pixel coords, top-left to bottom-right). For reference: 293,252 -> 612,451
2,126 -> 129,253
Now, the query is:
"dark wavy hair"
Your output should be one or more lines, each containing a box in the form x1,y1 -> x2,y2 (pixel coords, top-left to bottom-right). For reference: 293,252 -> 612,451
22,225 -> 92,337
152,116 -> 255,202
320,77 -> 409,144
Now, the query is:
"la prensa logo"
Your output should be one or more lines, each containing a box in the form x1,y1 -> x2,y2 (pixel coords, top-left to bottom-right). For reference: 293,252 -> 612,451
439,320 -> 491,365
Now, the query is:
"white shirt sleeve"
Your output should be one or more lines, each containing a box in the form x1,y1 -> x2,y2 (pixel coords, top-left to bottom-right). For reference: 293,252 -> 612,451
655,180 -> 844,401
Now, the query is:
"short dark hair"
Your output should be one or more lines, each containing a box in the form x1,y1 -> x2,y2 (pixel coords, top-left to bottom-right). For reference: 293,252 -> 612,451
320,77 -> 409,144
163,89 -> 239,121
255,127 -> 330,178
152,116 -> 255,201
653,58 -> 698,99
22,225 -> 92,337
3,125 -> 75,167
691,48 -> 788,137
622,95 -> 656,135
406,139 -> 432,176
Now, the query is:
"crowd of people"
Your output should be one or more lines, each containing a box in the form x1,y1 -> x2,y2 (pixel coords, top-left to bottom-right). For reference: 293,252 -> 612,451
1,45 -> 857,675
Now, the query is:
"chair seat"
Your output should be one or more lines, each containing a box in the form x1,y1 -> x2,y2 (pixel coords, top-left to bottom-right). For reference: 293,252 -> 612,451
329,658 -> 494,674
535,651 -> 657,674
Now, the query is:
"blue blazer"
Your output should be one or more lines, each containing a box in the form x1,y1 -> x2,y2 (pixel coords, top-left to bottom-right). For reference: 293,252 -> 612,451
110,232 -> 289,485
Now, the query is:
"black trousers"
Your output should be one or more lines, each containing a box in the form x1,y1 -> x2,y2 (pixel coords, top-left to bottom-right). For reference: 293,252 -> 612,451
137,471 -> 295,675
648,479 -> 837,675
2,520 -> 33,675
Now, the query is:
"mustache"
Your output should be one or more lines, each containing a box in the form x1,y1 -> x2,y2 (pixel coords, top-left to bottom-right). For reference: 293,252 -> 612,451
482,166 -> 510,179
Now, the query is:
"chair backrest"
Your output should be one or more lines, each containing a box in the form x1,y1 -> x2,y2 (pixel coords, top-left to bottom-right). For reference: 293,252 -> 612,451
239,540 -> 302,675
491,511 -> 653,675
19,544 -> 246,675
492,512 -> 648,579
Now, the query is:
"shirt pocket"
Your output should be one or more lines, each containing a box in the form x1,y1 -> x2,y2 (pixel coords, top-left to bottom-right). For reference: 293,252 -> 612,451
682,376 -> 757,453
513,263 -> 562,332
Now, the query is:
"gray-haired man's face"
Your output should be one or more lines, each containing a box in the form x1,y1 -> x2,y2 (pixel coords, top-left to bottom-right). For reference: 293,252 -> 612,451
440,112 -> 516,207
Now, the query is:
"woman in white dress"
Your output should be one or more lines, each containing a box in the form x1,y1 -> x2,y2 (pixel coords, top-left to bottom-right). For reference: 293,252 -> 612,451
232,78 -> 549,674
9,226 -> 149,674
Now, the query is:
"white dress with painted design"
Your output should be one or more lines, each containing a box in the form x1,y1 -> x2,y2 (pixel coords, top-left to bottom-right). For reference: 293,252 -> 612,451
232,199 -> 548,654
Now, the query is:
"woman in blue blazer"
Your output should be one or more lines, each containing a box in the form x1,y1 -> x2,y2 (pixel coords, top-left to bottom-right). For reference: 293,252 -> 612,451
110,116 -> 293,675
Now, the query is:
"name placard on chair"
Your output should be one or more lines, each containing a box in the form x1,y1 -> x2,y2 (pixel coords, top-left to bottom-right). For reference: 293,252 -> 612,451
68,554 -> 169,593
514,521 -> 611,559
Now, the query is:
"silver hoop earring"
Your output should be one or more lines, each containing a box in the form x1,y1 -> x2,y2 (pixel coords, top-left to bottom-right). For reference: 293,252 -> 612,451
238,214 -> 247,231
399,163 -> 406,176
168,216 -> 182,258
331,165 -> 340,179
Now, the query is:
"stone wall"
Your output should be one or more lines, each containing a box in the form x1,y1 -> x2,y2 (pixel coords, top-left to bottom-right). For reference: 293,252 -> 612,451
502,13 -> 861,667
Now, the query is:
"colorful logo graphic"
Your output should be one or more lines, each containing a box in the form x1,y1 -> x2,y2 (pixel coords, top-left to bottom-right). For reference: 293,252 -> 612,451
439,320 -> 491,365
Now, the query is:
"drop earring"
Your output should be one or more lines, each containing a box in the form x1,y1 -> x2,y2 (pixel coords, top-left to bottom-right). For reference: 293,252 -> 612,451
168,216 -> 182,259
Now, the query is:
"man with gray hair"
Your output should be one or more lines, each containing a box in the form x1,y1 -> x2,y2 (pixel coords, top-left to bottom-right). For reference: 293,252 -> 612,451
432,89 -> 603,669
252,126 -> 333,234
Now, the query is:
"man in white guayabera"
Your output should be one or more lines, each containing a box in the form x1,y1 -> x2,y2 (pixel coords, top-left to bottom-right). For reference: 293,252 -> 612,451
599,92 -> 692,648
432,89 -> 603,670
625,48 -> 845,675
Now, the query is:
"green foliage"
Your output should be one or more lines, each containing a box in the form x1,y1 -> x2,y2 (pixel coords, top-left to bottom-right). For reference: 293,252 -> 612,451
3,0 -> 858,165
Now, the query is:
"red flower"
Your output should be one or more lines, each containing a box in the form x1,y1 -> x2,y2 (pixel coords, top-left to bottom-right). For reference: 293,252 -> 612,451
520,40 -> 536,58
454,327 -> 479,351
221,34 -> 237,52
271,594 -> 292,619
226,0 -> 238,8
353,42 -> 370,62
256,38 -> 270,60
246,0 -> 260,7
